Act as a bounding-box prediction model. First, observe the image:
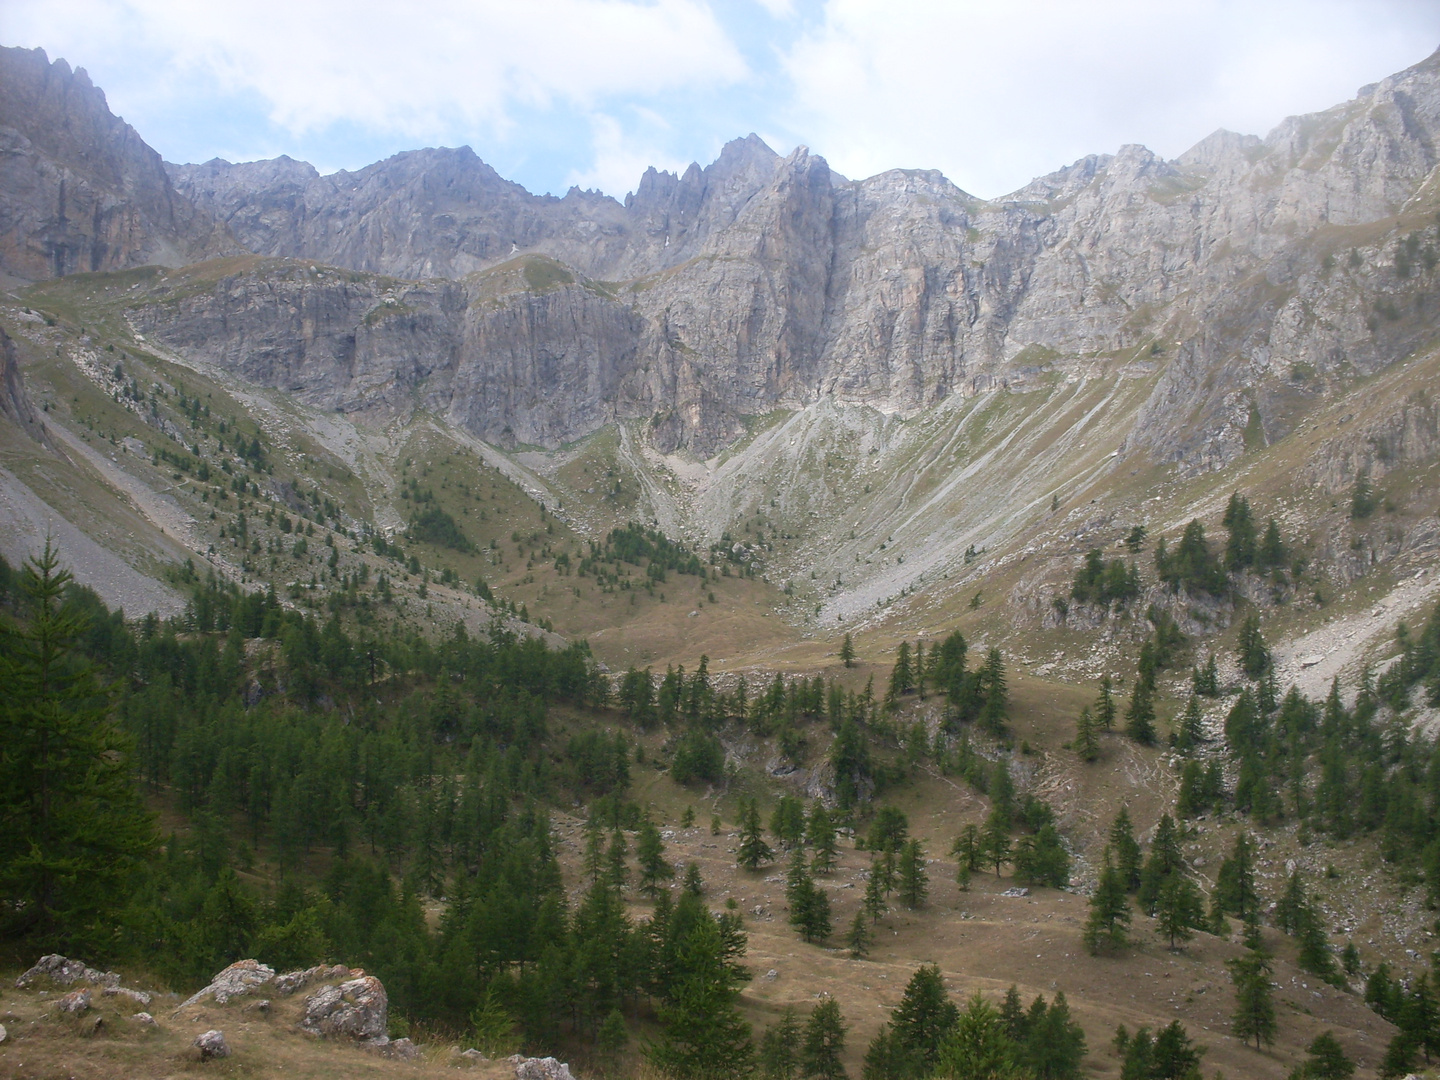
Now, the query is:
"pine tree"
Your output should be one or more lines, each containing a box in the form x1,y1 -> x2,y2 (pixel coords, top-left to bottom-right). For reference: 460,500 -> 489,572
1083,849 -> 1131,955
1227,944 -> 1277,1050
637,819 -> 675,898
840,633 -> 855,668
1124,673 -> 1157,745
1155,874 -> 1205,950
886,642 -> 913,710
807,802 -> 839,874
1237,613 -> 1272,678
1108,806 -> 1143,892
786,850 -> 832,944
847,907 -> 872,959
760,1007 -> 802,1080
862,860 -> 888,924
1175,695 -> 1204,752
1293,1031 -> 1355,1080
889,965 -> 960,1077
737,799 -> 775,870
801,999 -> 849,1080
1096,674 -> 1116,730
897,839 -> 928,909
1074,705 -> 1100,762
648,916 -> 755,1080
950,824 -> 984,879
981,808 -> 1011,876
0,542 -> 156,946
1192,652 -> 1220,697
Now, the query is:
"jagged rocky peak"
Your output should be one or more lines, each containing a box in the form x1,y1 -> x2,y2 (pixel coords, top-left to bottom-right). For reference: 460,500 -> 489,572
0,45 -> 235,279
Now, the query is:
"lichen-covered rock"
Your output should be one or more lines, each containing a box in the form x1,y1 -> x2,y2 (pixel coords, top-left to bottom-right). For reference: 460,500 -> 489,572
180,959 -> 275,1008
371,1036 -> 421,1060
55,989 -> 91,1014
299,975 -> 388,1040
0,1022 -> 7,1043
132,1012 -> 156,1026
509,1054 -> 577,1080
273,963 -> 352,996
104,985 -> 153,1006
194,1029 -> 230,1059
16,954 -> 119,989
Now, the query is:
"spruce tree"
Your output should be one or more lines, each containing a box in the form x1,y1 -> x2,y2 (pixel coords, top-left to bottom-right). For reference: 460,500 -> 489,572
1192,653 -> 1220,697
1155,874 -> 1205,950
1074,705 -> 1100,762
737,799 -> 775,870
0,542 -> 156,946
801,999 -> 849,1080
637,819 -> 675,898
1175,695 -> 1204,752
981,808 -> 1011,876
897,839 -> 928,909
1125,673 -> 1157,745
807,802 -> 839,874
1108,806 -> 1143,892
847,907 -> 872,959
1095,674 -> 1117,730
760,1007 -> 802,1080
1083,850 -> 1131,955
1227,944 -> 1277,1050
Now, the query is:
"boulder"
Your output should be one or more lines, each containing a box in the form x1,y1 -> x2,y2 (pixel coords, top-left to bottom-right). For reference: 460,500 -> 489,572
372,1036 -> 421,1060
132,1012 -> 156,1026
0,1022 -> 7,1044
16,955 -> 119,989
273,963 -> 353,996
300,975 -> 388,1041
56,989 -> 91,1014
104,985 -> 153,1006
180,959 -> 276,1008
459,1047 -> 488,1060
509,1054 -> 577,1080
194,1029 -> 230,1060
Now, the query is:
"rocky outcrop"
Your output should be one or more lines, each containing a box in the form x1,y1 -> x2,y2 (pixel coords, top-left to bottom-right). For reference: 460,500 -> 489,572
0,46 -> 236,280
299,974 -> 388,1040
179,959 -> 276,1007
16,954 -> 119,989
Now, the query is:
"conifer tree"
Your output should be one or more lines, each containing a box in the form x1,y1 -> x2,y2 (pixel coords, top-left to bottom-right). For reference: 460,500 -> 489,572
862,860 -> 888,924
737,799 -> 775,870
847,907 -> 872,959
978,648 -> 1009,734
1074,705 -> 1100,762
840,633 -> 855,668
1237,613 -> 1272,678
1227,943 -> 1277,1050
950,824 -> 984,880
1096,674 -> 1116,730
801,998 -> 849,1080
605,828 -> 631,891
1125,673 -> 1157,745
761,1007 -> 802,1080
1293,1031 -> 1355,1080
897,839 -> 928,909
598,1008 -> 630,1072
807,802 -> 839,874
886,642 -> 913,710
1108,806 -> 1143,892
1155,874 -> 1205,950
1175,695 -> 1204,752
0,540 -> 157,946
981,808 -> 1011,876
637,820 -> 675,898
786,850 -> 832,944
1083,849 -> 1131,955
649,915 -> 755,1080
1192,653 -> 1220,697
770,796 -> 807,850
1137,813 -> 1183,914
887,965 -> 960,1078
1213,832 -> 1260,925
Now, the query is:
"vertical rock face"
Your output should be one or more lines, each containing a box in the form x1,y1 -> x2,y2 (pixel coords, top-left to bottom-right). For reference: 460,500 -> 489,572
0,46 -> 235,280
18,45 -> 1440,465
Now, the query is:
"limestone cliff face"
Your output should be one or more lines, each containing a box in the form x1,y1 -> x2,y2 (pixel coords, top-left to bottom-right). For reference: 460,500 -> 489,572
0,46 -> 235,280
29,44 -> 1440,464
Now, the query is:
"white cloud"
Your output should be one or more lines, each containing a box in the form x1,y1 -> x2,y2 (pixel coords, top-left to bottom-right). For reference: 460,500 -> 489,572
778,0 -> 1440,197
564,112 -> 692,196
8,0 -> 749,146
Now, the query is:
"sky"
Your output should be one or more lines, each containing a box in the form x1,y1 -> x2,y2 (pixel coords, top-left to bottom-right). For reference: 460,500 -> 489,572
8,0 -> 1440,200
